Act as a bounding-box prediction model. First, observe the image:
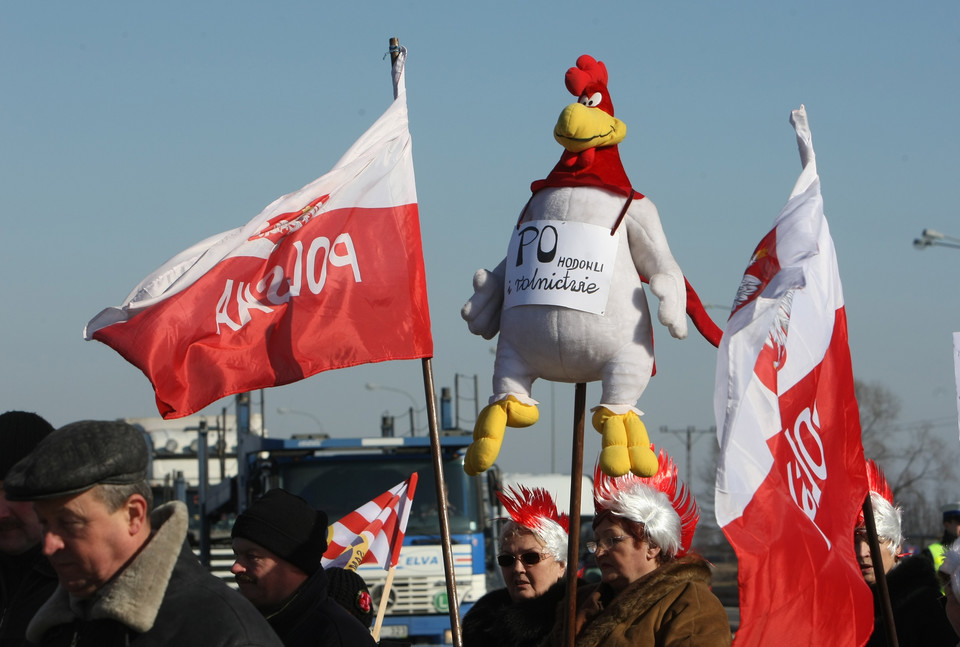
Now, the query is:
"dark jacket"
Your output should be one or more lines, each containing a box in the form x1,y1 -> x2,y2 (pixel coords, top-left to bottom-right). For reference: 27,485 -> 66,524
265,566 -> 377,647
0,545 -> 57,646
462,579 -> 567,647
25,502 -> 282,647
542,555 -> 731,647
867,554 -> 958,647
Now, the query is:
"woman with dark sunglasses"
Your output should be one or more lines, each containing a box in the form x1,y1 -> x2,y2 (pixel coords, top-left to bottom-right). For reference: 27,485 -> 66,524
462,485 -> 569,647
543,450 -> 731,647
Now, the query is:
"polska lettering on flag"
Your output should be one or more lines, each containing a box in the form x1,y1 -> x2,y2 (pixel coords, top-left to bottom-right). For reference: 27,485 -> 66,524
714,106 -> 873,646
323,473 -> 417,570
84,49 -> 432,419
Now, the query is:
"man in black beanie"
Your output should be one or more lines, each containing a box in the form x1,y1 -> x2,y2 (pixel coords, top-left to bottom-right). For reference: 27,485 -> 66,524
231,488 -> 377,647
5,419 -> 282,647
0,411 -> 58,647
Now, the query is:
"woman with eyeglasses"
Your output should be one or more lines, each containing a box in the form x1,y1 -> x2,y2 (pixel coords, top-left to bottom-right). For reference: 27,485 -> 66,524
543,450 -> 730,647
462,485 -> 569,647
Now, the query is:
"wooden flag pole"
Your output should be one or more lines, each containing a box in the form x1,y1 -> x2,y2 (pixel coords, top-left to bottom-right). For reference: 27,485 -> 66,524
371,565 -> 398,641
385,38 -> 462,647
374,38 -> 463,647
564,383 -> 587,647
422,357 -> 464,647
862,495 -> 899,647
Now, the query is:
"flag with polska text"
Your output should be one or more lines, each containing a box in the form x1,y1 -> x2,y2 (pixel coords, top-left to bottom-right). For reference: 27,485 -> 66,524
84,49 -> 431,419
714,106 -> 873,647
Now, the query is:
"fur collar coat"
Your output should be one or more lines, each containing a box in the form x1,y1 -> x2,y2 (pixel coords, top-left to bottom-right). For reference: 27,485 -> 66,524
26,501 -> 281,647
543,555 -> 731,647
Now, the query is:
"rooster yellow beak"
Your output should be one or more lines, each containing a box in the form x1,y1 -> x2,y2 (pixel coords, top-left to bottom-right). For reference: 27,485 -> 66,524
553,103 -> 626,152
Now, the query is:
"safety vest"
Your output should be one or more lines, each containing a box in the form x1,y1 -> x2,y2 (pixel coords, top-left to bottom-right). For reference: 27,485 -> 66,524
929,541 -> 948,571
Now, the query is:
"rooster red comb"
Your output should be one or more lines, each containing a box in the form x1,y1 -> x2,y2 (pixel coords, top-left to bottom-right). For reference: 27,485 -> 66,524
593,448 -> 699,558
565,55 -> 608,96
497,485 -> 570,535
565,55 -> 614,116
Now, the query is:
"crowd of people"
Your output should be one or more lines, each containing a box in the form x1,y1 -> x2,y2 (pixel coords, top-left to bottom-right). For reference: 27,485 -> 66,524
2,409 -> 960,646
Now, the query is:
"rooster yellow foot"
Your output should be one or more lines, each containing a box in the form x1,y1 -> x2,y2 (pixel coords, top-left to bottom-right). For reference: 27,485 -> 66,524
464,396 -> 539,476
591,408 -> 658,477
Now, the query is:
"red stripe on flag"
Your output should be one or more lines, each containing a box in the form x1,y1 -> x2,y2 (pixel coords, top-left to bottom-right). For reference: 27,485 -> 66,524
94,204 -> 431,418
724,308 -> 872,645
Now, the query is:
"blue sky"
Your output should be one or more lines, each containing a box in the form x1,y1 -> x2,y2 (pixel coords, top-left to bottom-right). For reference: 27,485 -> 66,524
3,1 -> 959,485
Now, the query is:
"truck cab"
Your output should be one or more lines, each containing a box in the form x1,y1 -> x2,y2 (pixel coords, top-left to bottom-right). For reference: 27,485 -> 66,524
240,433 -> 499,645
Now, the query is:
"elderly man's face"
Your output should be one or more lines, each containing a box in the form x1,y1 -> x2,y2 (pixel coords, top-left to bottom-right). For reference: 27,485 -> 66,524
855,531 -> 898,584
34,488 -> 142,598
231,537 -> 309,610
0,481 -> 43,555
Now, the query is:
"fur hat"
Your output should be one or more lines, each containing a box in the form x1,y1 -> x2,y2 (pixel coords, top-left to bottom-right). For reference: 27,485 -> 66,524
497,485 -> 569,564
592,448 -> 698,559
5,420 -> 147,500
232,489 -> 328,575
325,567 -> 374,627
0,411 -> 54,480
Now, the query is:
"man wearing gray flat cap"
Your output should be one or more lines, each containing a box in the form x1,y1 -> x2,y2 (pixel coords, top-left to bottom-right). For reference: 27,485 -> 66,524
5,419 -> 282,647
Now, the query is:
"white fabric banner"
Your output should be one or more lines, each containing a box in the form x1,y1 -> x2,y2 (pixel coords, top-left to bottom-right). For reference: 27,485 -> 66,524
502,219 -> 619,315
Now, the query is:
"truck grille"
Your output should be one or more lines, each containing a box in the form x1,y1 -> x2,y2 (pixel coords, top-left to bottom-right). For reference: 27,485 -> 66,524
369,576 -> 447,615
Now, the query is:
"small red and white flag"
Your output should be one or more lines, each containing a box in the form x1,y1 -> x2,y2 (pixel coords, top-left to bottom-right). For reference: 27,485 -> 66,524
84,49 -> 432,419
714,106 -> 873,646
323,473 -> 418,570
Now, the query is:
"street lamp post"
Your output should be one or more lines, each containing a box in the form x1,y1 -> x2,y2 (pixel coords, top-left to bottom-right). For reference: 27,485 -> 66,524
914,228 -> 960,251
275,408 -> 325,435
365,383 -> 420,435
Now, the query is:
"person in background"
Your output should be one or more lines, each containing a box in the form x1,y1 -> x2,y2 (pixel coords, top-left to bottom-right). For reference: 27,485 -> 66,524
231,488 -> 377,647
0,411 -> 57,647
462,485 -> 569,647
926,502 -> 960,573
858,459 -> 957,647
938,539 -> 960,645
544,450 -> 731,647
4,419 -> 281,647
325,567 -> 373,629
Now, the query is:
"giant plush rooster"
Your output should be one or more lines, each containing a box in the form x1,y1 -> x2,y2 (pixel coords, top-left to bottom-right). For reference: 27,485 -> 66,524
461,55 -> 718,479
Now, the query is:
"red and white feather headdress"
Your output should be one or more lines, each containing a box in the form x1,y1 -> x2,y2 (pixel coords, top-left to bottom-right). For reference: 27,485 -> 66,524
858,459 -> 902,550
592,448 -> 699,558
497,485 -> 570,562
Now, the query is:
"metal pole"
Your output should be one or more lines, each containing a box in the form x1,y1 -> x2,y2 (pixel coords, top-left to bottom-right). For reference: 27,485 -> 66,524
197,420 -> 210,567
454,376 -> 461,430
564,383 -> 587,647
473,374 -> 479,420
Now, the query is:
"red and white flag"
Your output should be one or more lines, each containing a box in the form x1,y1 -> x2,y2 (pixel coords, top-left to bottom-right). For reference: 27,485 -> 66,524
714,106 -> 873,646
323,473 -> 417,570
84,49 -> 432,418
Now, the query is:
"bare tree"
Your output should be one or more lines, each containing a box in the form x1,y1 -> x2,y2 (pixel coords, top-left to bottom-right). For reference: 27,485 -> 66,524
855,379 -> 954,540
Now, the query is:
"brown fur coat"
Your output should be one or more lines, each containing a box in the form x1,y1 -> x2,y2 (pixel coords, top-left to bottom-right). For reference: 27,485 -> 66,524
543,555 -> 731,647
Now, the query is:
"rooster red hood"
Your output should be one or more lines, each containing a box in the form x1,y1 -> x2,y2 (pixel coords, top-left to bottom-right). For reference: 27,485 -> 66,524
531,54 -> 640,200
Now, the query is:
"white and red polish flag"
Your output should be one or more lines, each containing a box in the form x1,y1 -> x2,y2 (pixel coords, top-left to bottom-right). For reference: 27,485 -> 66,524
323,473 -> 418,571
84,49 -> 432,419
714,106 -> 873,646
